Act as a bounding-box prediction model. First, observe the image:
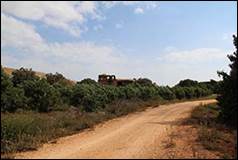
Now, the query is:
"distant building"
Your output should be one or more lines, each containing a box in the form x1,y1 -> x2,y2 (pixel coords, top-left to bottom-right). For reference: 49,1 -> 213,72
98,74 -> 134,86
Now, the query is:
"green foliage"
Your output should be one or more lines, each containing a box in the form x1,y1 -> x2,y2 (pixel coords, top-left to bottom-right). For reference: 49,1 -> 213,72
199,80 -> 221,94
53,83 -> 73,105
1,111 -> 108,153
172,86 -> 185,99
217,35 -> 238,126
46,72 -> 75,88
157,86 -> 176,100
12,67 -> 39,86
1,67 -> 27,112
176,79 -> 199,87
1,87 -> 27,112
1,66 -> 215,113
136,78 -> 153,86
71,83 -> 107,112
46,72 -> 66,85
78,78 -> 97,85
20,79 -> 61,112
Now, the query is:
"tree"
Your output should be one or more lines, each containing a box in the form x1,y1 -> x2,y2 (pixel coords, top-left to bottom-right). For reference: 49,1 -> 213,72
217,35 -> 237,126
175,79 -> 198,87
136,78 -> 153,86
1,66 -> 27,112
20,79 -> 61,112
53,83 -> 73,105
46,72 -> 66,85
172,86 -> 185,99
12,67 -> 39,86
78,78 -> 97,85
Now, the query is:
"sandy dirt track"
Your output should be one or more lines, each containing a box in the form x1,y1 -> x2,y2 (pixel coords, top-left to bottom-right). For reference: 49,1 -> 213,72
16,99 -> 216,159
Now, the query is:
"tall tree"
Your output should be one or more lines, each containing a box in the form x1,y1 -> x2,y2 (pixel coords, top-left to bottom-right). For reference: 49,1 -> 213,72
217,35 -> 237,126
12,67 -> 38,86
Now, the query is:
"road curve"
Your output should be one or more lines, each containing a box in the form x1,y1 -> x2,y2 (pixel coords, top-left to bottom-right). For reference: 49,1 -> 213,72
16,99 -> 216,159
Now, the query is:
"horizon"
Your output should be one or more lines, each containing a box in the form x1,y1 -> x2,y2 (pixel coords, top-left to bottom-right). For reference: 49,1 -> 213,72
2,65 -> 220,87
1,1 -> 237,86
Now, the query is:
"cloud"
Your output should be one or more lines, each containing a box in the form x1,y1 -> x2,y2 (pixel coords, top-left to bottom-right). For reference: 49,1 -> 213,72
1,13 -> 45,52
157,48 -> 230,64
1,1 -> 159,37
152,47 -> 231,85
1,1 -> 99,37
134,7 -> 144,14
1,4 -> 230,86
102,1 -> 159,14
1,14 -> 127,80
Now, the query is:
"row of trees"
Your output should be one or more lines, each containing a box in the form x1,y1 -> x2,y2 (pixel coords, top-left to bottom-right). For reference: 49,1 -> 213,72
1,66 -> 217,113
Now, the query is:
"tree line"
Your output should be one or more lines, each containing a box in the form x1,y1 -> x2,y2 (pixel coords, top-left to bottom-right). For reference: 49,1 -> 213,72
1,66 -> 218,113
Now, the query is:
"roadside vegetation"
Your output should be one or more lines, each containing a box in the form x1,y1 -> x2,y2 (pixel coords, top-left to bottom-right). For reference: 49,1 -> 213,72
161,35 -> 237,159
1,64 -> 218,157
189,104 -> 237,159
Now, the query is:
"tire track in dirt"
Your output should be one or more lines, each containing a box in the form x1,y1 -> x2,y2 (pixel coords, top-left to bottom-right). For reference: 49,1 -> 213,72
16,99 -> 216,159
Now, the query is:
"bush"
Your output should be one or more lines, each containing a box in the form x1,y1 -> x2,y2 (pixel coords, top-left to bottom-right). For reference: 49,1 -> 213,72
78,78 -> 97,85
157,86 -> 176,100
1,87 -> 27,112
176,79 -> 199,87
1,67 -> 27,112
53,83 -> 73,105
172,87 -> 185,100
71,84 -> 107,112
20,79 -> 61,112
136,78 -> 153,86
11,67 -> 39,86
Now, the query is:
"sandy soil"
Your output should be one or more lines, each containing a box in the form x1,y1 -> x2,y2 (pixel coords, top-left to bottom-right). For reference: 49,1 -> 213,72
15,99 -> 216,159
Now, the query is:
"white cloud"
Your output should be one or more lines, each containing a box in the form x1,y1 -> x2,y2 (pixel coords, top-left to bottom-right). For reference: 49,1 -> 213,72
1,1 -> 100,37
101,1 -> 159,12
158,48 -> 230,63
1,14 -> 124,63
1,14 -> 127,80
1,13 -> 45,51
1,1 -> 159,37
153,48 -> 231,85
134,7 -> 144,14
1,3 -> 229,86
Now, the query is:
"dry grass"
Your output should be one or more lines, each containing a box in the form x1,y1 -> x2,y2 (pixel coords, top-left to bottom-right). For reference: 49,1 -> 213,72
156,103 -> 236,159
190,104 -> 237,159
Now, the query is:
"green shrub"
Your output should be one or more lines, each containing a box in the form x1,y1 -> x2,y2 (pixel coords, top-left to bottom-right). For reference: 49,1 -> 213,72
172,87 -> 185,99
1,86 -> 27,112
78,78 -> 97,85
1,67 -> 27,112
136,78 -> 153,86
53,83 -> 73,105
157,86 -> 176,100
11,67 -> 39,86
20,79 -> 61,112
71,84 -> 107,112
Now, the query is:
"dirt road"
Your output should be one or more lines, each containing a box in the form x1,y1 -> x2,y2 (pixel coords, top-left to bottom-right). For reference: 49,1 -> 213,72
16,99 -> 216,159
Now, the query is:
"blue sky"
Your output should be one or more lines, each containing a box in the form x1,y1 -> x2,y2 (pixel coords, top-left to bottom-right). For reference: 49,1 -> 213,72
1,1 -> 237,86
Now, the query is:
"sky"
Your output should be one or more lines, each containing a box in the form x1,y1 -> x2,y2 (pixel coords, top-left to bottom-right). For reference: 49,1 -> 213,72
1,1 -> 237,86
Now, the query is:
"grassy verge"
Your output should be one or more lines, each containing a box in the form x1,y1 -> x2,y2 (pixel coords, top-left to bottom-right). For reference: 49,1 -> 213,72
188,103 -> 237,159
1,96 -> 216,158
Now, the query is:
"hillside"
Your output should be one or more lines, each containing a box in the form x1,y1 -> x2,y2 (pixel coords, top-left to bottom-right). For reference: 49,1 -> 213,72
2,67 -> 76,84
3,67 -> 46,78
